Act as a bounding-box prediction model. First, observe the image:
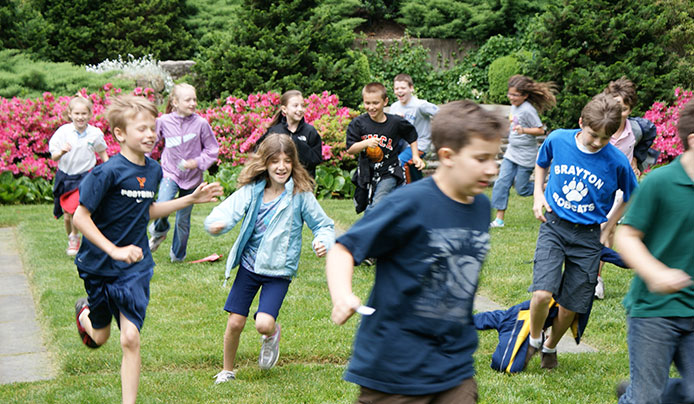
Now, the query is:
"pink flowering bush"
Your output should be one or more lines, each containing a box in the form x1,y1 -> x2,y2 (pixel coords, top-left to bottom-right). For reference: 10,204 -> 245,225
1,85 -> 358,202
201,90 -> 357,168
0,84 -> 156,181
644,87 -> 693,165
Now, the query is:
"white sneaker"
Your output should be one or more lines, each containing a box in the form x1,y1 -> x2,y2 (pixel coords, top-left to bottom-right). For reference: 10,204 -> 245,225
149,234 -> 166,252
67,235 -> 80,256
490,218 -> 505,228
259,324 -> 281,370
594,276 -> 605,300
213,370 -> 235,384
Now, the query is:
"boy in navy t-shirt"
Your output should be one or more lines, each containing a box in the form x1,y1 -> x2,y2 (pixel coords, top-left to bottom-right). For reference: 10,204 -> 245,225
524,93 -> 638,371
346,82 -> 425,213
72,95 -> 222,404
327,100 -> 506,402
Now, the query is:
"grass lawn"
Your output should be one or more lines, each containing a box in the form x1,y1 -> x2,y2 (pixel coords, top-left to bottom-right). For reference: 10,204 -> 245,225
0,190 -> 639,403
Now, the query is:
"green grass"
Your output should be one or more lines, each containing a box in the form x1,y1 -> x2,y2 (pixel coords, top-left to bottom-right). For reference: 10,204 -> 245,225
0,192 -> 637,403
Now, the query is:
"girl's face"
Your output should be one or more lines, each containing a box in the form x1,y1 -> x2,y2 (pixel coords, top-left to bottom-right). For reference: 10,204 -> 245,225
172,87 -> 198,116
507,87 -> 528,107
69,103 -> 91,132
281,96 -> 305,124
267,152 -> 293,187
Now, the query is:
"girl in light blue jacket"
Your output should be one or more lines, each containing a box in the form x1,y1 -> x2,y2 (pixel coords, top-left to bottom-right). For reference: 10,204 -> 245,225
205,133 -> 334,384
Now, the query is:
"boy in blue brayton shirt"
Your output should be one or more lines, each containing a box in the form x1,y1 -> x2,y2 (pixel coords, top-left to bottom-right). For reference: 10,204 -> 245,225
525,93 -> 638,371
327,100 -> 506,403
72,95 -> 222,404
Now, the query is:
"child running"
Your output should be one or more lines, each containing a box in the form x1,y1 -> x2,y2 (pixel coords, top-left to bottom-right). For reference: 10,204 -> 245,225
72,95 -> 222,404
49,96 -> 109,255
525,93 -> 638,371
490,75 -> 556,228
614,98 -> 694,404
148,83 -> 219,262
204,133 -> 335,384
327,100 -> 506,403
256,90 -> 324,177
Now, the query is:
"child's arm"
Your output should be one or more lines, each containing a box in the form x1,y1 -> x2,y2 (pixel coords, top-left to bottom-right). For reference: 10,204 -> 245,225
326,243 -> 362,325
73,205 -> 143,263
409,140 -> 425,169
301,193 -> 335,257
149,182 -> 223,220
600,200 -> 627,245
183,122 -> 220,170
97,150 -> 109,163
512,125 -> 545,136
51,143 -> 72,161
204,184 -> 252,235
615,225 -> 693,293
532,164 -> 551,222
347,136 -> 379,155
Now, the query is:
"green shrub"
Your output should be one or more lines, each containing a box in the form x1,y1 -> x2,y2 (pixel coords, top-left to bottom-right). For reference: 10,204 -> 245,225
32,0 -> 196,65
487,55 -> 520,104
526,0 -> 694,130
398,0 -> 549,42
0,0 -> 49,56
193,0 -> 370,107
0,49 -> 133,99
315,165 -> 355,200
0,172 -> 52,205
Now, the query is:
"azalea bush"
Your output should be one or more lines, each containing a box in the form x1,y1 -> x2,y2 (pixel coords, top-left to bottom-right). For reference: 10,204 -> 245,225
1,86 -> 357,203
644,87 -> 694,165
200,90 -> 357,169
0,84 -> 156,181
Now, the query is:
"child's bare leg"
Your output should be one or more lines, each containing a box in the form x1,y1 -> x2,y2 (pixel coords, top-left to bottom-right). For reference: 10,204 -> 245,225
495,210 -> 506,221
64,213 -> 77,236
119,313 -> 141,404
78,307 -> 111,345
255,312 -> 276,337
224,313 -> 247,371
529,290 -> 552,339
544,305 -> 576,349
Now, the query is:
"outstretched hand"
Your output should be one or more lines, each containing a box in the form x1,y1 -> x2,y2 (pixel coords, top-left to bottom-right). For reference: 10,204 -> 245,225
331,293 -> 361,325
191,182 -> 224,204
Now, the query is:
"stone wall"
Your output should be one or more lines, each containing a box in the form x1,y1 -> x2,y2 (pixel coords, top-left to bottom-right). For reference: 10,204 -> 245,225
354,38 -> 476,70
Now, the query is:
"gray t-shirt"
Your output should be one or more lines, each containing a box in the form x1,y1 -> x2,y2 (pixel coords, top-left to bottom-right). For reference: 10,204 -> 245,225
389,96 -> 439,153
503,101 -> 543,168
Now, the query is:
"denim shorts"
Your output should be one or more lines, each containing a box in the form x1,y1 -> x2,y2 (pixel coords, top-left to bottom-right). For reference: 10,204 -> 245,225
224,265 -> 291,320
531,210 -> 602,313
78,266 -> 153,331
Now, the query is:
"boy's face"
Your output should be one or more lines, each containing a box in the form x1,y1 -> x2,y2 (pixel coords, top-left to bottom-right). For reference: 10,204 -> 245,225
442,136 -> 500,200
578,119 -> 611,152
69,103 -> 91,133
613,95 -> 632,127
393,80 -> 414,105
362,91 -> 387,120
115,112 -> 157,158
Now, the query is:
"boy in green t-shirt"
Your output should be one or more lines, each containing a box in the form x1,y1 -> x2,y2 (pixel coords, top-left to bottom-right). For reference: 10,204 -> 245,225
614,99 -> 694,404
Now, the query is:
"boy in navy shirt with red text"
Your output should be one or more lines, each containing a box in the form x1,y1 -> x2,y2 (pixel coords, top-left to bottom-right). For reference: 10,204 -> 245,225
72,95 -> 222,404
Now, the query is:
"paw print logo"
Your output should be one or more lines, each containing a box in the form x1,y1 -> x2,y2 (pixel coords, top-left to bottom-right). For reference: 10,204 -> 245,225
562,179 -> 588,202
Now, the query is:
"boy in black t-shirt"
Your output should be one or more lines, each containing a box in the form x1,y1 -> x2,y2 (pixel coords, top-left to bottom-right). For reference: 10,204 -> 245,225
328,100 -> 505,402
72,95 -> 223,404
346,82 -> 425,213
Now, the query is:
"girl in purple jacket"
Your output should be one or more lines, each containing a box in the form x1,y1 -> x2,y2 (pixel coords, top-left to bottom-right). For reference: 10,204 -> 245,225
148,83 -> 219,261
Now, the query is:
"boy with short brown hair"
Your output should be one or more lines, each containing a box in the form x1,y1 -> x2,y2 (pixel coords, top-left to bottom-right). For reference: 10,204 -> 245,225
72,95 -> 222,404
525,93 -> 639,370
346,82 -> 424,213
328,100 -> 505,403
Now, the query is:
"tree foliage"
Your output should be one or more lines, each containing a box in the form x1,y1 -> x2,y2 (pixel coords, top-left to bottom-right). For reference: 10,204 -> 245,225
192,0 -> 371,107
526,0 -> 694,130
398,0 -> 548,41
30,0 -> 197,65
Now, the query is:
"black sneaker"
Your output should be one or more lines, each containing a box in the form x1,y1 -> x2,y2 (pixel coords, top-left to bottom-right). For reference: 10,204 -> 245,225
523,344 -> 540,370
616,380 -> 629,399
75,298 -> 100,349
540,350 -> 558,369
